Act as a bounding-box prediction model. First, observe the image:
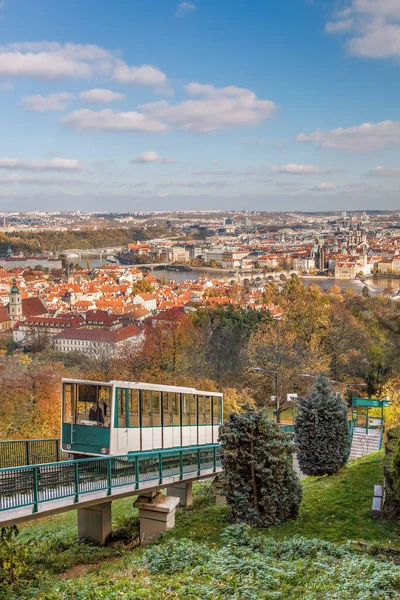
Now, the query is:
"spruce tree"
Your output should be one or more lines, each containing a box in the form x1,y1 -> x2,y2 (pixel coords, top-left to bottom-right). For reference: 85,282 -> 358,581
295,374 -> 351,476
219,404 -> 302,527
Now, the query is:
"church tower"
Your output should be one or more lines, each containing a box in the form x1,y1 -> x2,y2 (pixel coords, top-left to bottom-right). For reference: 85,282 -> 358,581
9,279 -> 22,321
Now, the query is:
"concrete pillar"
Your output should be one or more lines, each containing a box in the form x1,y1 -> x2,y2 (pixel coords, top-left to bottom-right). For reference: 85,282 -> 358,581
212,478 -> 227,505
77,501 -> 112,544
135,493 -> 180,546
165,481 -> 193,507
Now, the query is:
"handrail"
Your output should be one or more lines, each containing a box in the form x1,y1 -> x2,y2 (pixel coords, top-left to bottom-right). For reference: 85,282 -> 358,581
0,444 -> 221,515
0,438 -> 64,469
0,438 -> 60,444
378,426 -> 385,450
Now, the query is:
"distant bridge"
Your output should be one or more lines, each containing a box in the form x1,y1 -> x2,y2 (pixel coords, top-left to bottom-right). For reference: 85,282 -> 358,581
224,270 -> 301,286
60,247 -> 124,259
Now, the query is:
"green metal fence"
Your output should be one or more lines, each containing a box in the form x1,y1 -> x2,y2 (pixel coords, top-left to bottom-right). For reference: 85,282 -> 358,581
0,439 -> 64,469
0,444 -> 221,515
279,424 -> 295,434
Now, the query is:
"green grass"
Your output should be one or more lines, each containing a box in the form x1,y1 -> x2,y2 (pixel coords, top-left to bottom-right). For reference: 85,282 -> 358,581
3,450 -> 400,599
170,451 -> 400,547
266,451 -> 400,545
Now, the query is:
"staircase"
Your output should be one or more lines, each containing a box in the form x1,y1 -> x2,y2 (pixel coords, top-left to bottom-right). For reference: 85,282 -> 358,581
349,428 -> 381,460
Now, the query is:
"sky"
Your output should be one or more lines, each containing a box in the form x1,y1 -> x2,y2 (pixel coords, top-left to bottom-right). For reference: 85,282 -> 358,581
0,0 -> 400,212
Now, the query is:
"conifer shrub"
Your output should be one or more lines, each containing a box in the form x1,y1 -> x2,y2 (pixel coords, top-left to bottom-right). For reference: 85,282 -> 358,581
219,404 -> 302,527
295,374 -> 351,476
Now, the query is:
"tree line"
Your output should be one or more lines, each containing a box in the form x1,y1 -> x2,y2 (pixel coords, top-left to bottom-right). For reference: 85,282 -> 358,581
0,226 -> 167,255
0,279 -> 398,439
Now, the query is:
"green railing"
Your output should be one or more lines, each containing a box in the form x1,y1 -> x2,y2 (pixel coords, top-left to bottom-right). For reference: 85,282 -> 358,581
378,426 -> 385,451
279,424 -> 295,434
0,444 -> 221,515
0,439 -> 64,469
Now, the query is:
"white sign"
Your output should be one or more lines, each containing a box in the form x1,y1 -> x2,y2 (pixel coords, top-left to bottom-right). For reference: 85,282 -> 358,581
287,394 -> 298,402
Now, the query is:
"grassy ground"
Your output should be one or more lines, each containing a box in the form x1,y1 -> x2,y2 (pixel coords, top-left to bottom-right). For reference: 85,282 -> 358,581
4,451 -> 399,598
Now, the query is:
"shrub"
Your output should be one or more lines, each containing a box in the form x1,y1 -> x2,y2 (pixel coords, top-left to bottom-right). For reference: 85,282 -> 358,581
219,404 -> 302,527
383,428 -> 400,518
295,374 -> 351,476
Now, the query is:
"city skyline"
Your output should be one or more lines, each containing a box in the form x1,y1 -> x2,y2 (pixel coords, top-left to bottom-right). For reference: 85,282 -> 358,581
1,0 -> 400,211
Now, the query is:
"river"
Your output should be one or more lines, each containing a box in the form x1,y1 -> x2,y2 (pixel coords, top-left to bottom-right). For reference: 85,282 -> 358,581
78,257 -> 400,294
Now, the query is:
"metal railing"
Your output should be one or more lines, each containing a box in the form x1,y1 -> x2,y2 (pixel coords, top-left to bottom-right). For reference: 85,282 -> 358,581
0,439 -> 65,469
0,444 -> 221,515
279,424 -> 295,434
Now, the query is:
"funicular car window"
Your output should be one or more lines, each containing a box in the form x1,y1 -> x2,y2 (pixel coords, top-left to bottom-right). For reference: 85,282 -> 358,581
63,383 -> 74,423
141,390 -> 152,426
117,389 -> 126,428
74,384 -> 110,427
213,397 -> 221,424
128,389 -> 139,427
205,397 -> 212,425
152,391 -> 161,426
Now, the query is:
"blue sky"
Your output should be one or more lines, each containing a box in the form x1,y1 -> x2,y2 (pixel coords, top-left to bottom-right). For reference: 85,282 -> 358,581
0,0 -> 400,212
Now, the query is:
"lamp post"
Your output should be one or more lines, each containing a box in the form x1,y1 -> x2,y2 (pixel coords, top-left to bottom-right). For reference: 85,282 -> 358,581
300,373 -> 367,393
252,367 -> 279,423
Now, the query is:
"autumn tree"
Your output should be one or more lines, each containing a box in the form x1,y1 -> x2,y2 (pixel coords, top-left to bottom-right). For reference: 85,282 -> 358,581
247,319 -> 325,421
192,305 -> 270,384
139,309 -> 200,378
0,356 -> 64,439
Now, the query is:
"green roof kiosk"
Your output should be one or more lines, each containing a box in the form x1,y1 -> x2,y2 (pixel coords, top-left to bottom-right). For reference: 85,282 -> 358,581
351,397 -> 390,435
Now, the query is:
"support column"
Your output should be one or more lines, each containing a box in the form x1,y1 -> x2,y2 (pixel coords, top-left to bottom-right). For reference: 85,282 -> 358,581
77,501 -> 112,544
165,481 -> 193,507
135,493 -> 180,546
212,478 -> 227,505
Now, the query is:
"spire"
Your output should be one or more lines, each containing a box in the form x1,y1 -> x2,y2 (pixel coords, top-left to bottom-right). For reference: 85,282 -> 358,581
10,278 -> 20,294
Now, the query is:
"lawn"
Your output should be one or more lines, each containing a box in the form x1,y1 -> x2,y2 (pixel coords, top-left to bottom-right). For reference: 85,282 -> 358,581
3,450 -> 399,599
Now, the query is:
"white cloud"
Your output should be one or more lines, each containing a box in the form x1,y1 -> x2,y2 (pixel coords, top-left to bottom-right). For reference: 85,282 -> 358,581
296,120 -> 400,152
132,151 -> 177,164
367,166 -> 400,176
0,157 -> 85,171
271,164 -> 333,175
112,63 -> 167,85
62,83 -> 275,134
175,2 -> 196,17
139,83 -> 276,132
79,88 -> 125,103
61,108 -> 167,133
0,41 -> 169,88
0,42 -> 115,79
325,18 -> 354,33
22,92 -> 73,111
311,182 -> 337,191
325,1 -> 400,58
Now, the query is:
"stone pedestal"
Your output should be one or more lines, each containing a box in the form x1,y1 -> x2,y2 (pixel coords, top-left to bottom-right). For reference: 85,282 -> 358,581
77,501 -> 112,544
135,493 -> 180,546
166,481 -> 193,507
212,479 -> 227,505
